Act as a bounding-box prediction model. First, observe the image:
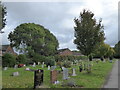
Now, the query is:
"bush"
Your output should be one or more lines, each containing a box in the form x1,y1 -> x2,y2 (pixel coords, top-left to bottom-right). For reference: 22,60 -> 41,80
32,53 -> 46,63
63,61 -> 71,68
45,56 -> 55,67
2,53 -> 16,67
55,55 -> 88,62
16,54 -> 28,64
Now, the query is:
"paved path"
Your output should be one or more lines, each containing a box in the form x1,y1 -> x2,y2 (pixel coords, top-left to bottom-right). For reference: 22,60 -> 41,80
103,60 -> 118,88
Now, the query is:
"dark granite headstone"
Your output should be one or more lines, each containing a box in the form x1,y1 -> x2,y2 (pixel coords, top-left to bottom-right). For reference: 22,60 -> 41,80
34,69 -> 44,89
79,64 -> 83,72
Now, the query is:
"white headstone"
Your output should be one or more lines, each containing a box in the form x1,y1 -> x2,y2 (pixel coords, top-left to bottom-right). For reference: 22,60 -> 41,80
42,62 -> 44,65
25,67 -> 30,71
62,67 -> 65,70
72,68 -> 76,76
48,65 -> 50,70
13,72 -> 19,76
41,64 -> 44,68
33,62 -> 36,67
14,65 -> 18,69
38,62 -> 40,65
3,67 -> 8,70
51,66 -> 56,70
63,68 -> 68,80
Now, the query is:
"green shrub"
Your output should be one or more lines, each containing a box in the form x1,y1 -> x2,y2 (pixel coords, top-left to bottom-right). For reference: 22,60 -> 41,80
63,61 -> 71,68
55,55 -> 88,62
32,53 -> 46,63
2,53 -> 16,67
16,54 -> 28,64
45,56 -> 55,67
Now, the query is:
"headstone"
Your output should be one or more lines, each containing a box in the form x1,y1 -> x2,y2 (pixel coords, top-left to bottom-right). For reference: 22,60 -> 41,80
51,66 -> 56,70
61,67 -> 65,71
79,64 -> 83,72
63,68 -> 69,80
48,65 -> 50,70
87,64 -> 92,73
38,62 -> 40,65
14,65 -> 18,69
13,72 -> 19,76
71,62 -> 73,66
50,70 -> 57,84
33,62 -> 36,67
25,67 -> 30,71
42,62 -> 44,65
84,64 -> 86,70
3,67 -> 8,70
41,64 -> 44,68
72,68 -> 76,76
34,69 -> 44,89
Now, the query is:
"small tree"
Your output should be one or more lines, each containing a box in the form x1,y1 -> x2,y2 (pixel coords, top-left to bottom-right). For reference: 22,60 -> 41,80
2,53 -> 16,67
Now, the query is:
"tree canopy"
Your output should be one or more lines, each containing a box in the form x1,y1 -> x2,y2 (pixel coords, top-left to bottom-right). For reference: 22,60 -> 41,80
94,42 -> 115,58
114,41 -> 120,58
0,1 -> 7,33
74,9 -> 105,56
8,23 -> 59,56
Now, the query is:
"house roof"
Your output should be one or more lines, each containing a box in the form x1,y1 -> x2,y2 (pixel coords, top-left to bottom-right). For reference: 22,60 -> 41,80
2,45 -> 10,50
58,48 -> 71,52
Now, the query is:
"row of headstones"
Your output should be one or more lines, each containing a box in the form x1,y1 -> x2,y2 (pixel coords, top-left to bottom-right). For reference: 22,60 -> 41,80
34,68 -> 76,88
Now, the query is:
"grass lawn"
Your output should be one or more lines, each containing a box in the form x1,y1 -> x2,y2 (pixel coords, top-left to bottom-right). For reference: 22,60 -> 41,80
2,59 -> 115,88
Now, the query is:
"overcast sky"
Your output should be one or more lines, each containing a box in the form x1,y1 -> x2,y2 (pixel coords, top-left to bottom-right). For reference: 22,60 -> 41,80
2,0 -> 119,50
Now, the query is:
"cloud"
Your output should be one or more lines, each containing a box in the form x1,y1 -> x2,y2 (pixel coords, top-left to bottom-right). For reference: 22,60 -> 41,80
2,1 -> 119,50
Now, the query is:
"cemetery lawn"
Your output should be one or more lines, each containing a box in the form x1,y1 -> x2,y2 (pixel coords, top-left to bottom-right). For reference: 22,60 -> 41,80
2,59 -> 115,88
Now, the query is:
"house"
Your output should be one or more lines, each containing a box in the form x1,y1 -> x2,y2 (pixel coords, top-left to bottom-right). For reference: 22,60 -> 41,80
72,51 -> 83,56
58,48 -> 82,56
1,45 -> 16,56
58,48 -> 73,56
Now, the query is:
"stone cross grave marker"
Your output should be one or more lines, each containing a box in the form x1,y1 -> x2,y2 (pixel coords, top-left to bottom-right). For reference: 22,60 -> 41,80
72,68 -> 76,76
34,69 -> 44,89
3,67 -> 8,70
63,68 -> 69,80
50,70 -> 57,84
48,65 -> 50,70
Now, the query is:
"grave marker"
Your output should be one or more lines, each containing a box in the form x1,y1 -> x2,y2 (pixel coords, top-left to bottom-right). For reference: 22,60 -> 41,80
3,67 -> 8,70
34,69 -> 44,89
63,68 -> 69,80
72,68 -> 76,76
12,72 -> 19,76
50,70 -> 57,84
48,65 -> 50,70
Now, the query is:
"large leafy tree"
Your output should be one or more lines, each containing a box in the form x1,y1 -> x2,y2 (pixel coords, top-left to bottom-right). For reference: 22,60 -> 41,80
0,1 -> 7,33
114,41 -> 120,58
8,23 -> 59,56
94,42 -> 115,58
74,9 -> 105,56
